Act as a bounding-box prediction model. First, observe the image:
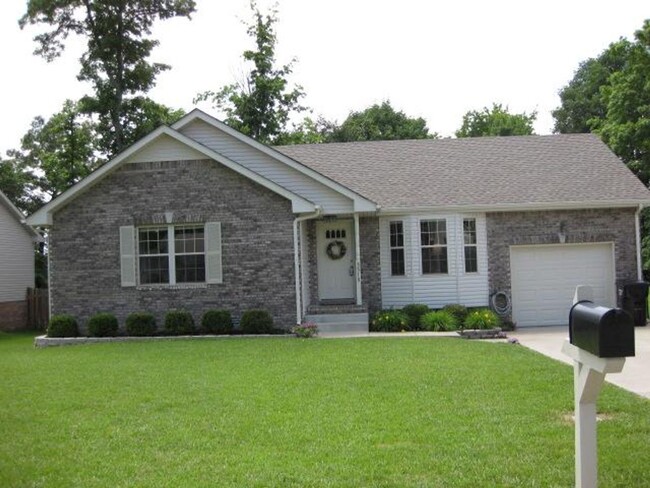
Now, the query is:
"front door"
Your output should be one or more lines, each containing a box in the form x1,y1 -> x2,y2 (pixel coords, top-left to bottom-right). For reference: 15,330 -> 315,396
316,220 -> 355,302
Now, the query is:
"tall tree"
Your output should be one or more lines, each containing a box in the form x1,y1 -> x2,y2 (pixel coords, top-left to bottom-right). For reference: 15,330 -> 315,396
455,103 -> 536,137
0,156 -> 40,214
552,39 -> 633,134
195,1 -> 306,144
8,100 -> 97,200
327,101 -> 436,143
20,0 -> 196,156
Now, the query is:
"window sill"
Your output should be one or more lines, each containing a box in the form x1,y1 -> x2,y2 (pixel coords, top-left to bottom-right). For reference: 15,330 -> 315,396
136,283 -> 209,291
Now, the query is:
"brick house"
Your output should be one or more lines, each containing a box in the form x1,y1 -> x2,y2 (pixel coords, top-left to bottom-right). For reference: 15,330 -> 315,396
0,190 -> 38,330
27,109 -> 650,332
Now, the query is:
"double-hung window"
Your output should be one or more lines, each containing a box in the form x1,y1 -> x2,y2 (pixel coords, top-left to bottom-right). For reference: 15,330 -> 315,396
138,225 -> 206,285
420,219 -> 448,274
463,218 -> 478,273
389,221 -> 405,276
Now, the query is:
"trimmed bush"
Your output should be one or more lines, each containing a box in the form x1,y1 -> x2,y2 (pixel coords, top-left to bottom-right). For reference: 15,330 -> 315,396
87,313 -> 119,337
47,314 -> 78,337
201,310 -> 233,335
420,310 -> 459,332
240,310 -> 274,334
370,310 -> 409,332
164,310 -> 195,336
125,312 -> 157,336
464,309 -> 501,330
442,304 -> 469,324
401,304 -> 430,330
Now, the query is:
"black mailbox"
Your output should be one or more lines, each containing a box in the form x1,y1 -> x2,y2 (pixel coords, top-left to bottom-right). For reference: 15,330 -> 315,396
569,301 -> 635,358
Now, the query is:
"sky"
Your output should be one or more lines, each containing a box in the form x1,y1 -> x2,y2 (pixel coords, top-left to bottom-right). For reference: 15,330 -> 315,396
1,0 -> 649,154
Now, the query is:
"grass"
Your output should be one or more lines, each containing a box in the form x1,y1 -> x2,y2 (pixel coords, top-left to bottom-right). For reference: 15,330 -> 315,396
1,332 -> 649,487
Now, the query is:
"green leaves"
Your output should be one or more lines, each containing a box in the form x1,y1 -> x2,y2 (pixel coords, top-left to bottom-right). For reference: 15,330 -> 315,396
455,103 -> 536,138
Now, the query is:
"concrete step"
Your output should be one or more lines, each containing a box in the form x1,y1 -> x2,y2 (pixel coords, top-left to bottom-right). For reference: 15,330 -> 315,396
305,313 -> 369,334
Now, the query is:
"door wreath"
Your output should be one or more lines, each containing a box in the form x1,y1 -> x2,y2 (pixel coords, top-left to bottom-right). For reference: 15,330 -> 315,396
326,240 -> 347,260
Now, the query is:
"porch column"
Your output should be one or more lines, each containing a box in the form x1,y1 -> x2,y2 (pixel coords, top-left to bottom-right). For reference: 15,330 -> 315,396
354,213 -> 362,306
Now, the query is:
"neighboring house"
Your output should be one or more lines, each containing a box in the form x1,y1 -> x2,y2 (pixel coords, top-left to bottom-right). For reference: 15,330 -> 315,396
0,190 -> 38,330
27,109 -> 650,332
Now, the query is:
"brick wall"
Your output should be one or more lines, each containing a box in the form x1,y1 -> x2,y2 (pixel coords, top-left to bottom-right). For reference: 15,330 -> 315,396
0,300 -> 27,331
486,207 -> 638,298
50,159 -> 297,332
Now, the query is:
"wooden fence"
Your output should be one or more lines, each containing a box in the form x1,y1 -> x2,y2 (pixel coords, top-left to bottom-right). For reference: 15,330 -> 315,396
27,288 -> 49,330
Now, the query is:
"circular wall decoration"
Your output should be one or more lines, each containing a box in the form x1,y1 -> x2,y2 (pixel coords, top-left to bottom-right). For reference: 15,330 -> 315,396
326,240 -> 347,260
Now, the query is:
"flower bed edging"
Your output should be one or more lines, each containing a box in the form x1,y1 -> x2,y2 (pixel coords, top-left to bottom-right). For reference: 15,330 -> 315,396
34,333 -> 291,348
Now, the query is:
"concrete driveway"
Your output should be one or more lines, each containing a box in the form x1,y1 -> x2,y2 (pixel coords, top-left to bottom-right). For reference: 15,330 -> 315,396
513,325 -> 650,399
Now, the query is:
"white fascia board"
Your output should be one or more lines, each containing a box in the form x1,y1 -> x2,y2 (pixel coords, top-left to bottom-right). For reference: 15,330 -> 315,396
0,191 -> 41,239
27,126 -> 315,227
173,109 -> 377,211
378,199 -> 650,215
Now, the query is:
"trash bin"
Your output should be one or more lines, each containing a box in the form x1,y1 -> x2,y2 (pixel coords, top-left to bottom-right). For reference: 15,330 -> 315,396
620,281 -> 649,327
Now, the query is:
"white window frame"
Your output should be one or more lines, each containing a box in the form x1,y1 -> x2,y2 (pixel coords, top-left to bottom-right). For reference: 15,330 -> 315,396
420,218 -> 448,275
138,224 -> 206,285
463,218 -> 478,274
389,220 -> 406,276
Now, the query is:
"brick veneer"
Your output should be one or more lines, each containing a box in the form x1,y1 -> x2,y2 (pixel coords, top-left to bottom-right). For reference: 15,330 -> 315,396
486,208 -> 638,304
50,159 -> 297,332
0,300 -> 28,331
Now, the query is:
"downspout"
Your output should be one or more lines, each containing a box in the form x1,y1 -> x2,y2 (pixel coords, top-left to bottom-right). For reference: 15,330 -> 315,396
635,204 -> 643,281
294,206 -> 322,325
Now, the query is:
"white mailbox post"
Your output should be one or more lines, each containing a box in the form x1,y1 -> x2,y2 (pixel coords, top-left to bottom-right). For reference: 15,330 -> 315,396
561,340 -> 625,488
563,285 -> 634,488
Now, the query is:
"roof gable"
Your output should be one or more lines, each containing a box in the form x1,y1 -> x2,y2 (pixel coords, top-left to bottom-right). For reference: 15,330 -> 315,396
0,190 -> 40,239
172,110 -> 376,213
27,126 -> 317,226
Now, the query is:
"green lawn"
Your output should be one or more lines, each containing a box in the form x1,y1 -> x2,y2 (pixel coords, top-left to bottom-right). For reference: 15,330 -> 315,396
1,333 -> 649,487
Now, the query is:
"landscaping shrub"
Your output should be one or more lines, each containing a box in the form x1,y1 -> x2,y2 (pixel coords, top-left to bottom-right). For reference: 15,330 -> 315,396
291,321 -> 318,338
500,319 -> 517,331
464,308 -> 501,329
47,314 -> 79,337
125,312 -> 157,336
370,310 -> 409,332
240,309 -> 274,334
87,313 -> 119,337
420,310 -> 459,331
201,310 -> 233,335
164,310 -> 195,335
401,304 -> 430,330
442,304 -> 469,324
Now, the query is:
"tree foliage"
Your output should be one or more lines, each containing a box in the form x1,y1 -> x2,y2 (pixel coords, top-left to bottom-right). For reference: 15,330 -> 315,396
20,0 -> 196,156
8,100 -> 97,201
0,157 -> 40,214
195,1 -> 306,145
455,103 -> 536,138
552,39 -> 633,134
327,101 -> 436,142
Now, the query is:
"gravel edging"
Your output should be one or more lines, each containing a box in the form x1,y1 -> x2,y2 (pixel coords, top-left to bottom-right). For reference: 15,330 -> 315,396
34,334 -> 291,348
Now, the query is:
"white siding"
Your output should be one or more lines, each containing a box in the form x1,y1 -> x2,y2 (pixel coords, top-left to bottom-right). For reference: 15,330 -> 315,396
179,120 -> 354,214
124,134 -> 207,163
0,203 -> 34,302
379,213 -> 489,308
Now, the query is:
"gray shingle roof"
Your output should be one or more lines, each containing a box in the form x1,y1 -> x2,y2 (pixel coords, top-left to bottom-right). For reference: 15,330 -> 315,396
276,134 -> 650,210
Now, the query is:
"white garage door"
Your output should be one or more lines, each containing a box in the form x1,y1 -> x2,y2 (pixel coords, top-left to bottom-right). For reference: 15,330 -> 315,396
510,244 -> 615,327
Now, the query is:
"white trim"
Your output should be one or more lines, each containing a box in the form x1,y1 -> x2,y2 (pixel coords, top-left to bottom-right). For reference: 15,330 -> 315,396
354,213 -> 362,306
378,200 -> 650,215
635,205 -> 643,281
172,109 -> 377,212
27,126 -> 317,227
294,207 -> 322,324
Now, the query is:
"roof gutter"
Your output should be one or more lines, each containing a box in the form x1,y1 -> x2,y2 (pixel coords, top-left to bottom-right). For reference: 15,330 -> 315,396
294,206 -> 322,325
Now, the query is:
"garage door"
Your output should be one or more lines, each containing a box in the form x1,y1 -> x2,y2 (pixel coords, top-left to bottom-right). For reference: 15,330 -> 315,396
510,244 -> 615,327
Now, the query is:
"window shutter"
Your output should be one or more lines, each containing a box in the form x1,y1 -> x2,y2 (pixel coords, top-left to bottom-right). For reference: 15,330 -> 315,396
205,222 -> 223,284
119,226 -> 136,287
